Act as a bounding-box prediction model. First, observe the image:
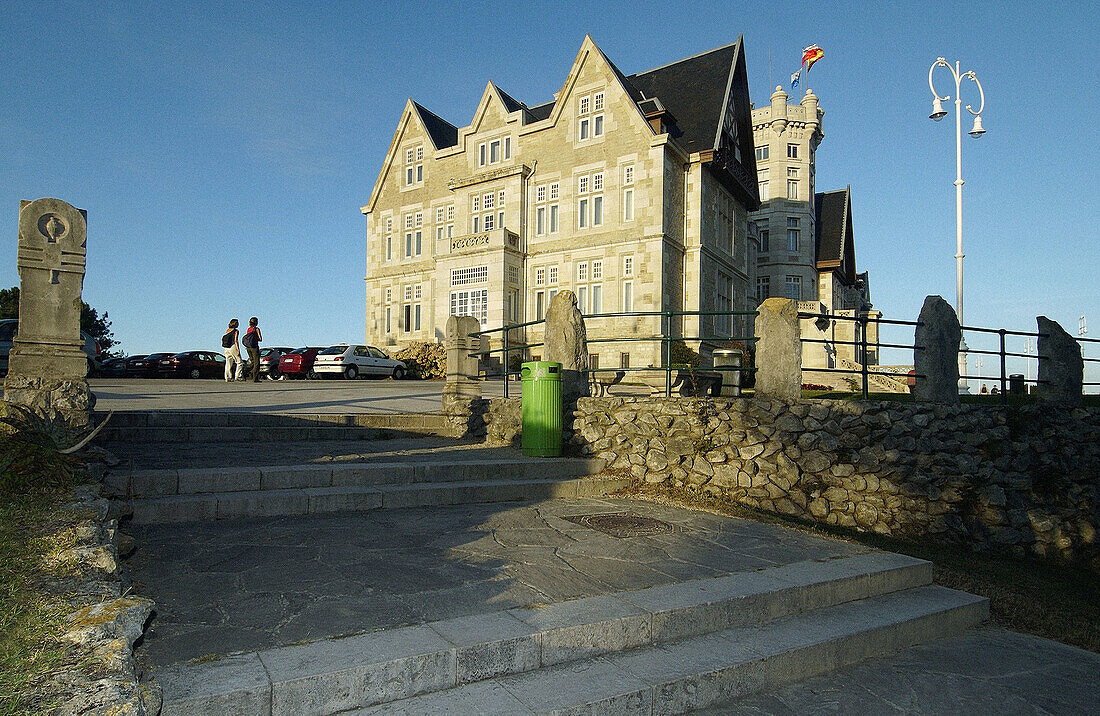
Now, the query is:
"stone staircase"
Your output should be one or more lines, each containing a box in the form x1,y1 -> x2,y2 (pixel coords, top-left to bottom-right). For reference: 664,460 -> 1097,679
97,410 -> 450,443
837,358 -> 911,394
107,456 -> 623,524
100,411 -> 626,524
153,551 -> 987,715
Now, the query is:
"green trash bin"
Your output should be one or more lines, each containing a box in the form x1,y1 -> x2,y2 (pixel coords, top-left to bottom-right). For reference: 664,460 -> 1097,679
521,361 -> 562,457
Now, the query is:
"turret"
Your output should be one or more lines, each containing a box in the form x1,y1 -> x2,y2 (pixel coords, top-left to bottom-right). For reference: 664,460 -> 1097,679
769,86 -> 789,134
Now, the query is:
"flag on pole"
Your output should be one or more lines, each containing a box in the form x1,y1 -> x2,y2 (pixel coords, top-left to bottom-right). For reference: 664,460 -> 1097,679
790,69 -> 801,90
802,44 -> 824,72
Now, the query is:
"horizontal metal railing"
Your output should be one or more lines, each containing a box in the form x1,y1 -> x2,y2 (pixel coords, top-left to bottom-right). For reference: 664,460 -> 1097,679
470,309 -> 758,398
466,307 -> 1097,402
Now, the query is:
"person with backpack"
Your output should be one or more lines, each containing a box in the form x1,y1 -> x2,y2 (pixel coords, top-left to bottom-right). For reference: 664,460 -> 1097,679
222,319 -> 241,382
242,316 -> 262,383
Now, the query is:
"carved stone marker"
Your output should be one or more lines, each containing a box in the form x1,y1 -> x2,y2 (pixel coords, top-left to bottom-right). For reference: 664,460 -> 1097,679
913,295 -> 960,405
1036,316 -> 1083,407
754,298 -> 801,402
3,198 -> 92,425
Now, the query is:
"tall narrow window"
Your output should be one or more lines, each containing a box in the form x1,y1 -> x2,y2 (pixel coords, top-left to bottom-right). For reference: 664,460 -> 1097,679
787,167 -> 799,199
758,169 -> 769,201
756,276 -> 770,301
622,164 -> 635,222
785,275 -> 801,300
786,217 -> 800,252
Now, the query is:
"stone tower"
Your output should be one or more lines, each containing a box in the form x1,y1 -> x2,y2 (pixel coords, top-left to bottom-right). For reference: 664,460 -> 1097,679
749,86 -> 824,304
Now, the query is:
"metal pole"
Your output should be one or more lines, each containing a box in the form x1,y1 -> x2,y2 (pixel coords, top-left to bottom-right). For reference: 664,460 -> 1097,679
860,316 -> 869,399
503,328 -> 510,399
999,329 -> 1007,405
665,310 -> 673,398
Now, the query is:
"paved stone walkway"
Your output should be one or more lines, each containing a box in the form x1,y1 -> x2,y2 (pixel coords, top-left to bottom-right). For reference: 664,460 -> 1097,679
703,627 -> 1100,715
126,497 -> 869,668
88,377 -> 504,414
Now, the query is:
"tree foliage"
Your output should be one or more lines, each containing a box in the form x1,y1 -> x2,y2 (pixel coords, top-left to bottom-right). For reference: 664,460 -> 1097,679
0,286 -> 118,353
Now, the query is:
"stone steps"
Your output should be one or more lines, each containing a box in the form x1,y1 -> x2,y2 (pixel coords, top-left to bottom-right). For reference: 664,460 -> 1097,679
112,458 -> 619,524
153,552 -> 987,715
96,411 -> 449,443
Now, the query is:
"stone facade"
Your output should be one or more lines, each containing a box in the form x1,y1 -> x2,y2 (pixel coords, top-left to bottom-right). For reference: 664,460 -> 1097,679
361,36 -> 760,371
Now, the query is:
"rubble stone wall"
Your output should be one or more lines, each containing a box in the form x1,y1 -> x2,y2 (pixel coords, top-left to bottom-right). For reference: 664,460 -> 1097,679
506,395 -> 1098,564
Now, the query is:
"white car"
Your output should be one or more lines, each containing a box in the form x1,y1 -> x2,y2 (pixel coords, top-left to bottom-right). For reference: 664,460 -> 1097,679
312,344 -> 407,380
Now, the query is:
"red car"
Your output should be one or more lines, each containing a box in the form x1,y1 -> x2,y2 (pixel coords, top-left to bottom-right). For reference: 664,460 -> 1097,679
158,351 -> 227,378
277,347 -> 326,379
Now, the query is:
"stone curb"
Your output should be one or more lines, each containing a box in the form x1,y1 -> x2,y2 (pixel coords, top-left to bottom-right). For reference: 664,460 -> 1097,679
106,458 -> 608,498
356,586 -> 987,715
126,474 -> 629,524
155,552 -> 938,715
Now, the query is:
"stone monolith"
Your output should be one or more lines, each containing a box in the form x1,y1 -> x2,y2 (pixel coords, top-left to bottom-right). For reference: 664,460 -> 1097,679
543,290 -> 590,406
4,198 -> 92,425
1036,316 -> 1082,407
913,295 -> 960,404
753,298 -> 801,402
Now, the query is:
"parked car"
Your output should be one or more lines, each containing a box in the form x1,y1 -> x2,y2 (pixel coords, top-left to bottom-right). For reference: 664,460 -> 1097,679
0,318 -> 103,375
126,352 -> 173,377
157,350 -> 227,379
277,346 -> 326,379
97,357 -> 130,377
121,354 -> 148,376
312,344 -> 407,380
240,346 -> 294,380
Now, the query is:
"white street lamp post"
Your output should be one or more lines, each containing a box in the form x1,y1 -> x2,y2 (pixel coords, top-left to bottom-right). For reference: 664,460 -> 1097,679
928,57 -> 986,393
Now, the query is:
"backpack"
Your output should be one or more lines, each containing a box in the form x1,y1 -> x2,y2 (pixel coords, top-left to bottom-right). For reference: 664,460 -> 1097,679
221,331 -> 234,348
242,329 -> 257,349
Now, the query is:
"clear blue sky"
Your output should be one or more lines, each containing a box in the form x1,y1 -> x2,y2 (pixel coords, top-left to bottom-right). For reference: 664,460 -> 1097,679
2,1 -> 1097,387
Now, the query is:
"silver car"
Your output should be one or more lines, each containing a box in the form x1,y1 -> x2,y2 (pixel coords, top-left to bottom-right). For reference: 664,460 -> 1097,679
312,344 -> 407,380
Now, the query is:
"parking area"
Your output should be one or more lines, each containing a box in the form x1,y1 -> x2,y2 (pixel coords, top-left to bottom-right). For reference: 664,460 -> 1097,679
87,378 -> 507,414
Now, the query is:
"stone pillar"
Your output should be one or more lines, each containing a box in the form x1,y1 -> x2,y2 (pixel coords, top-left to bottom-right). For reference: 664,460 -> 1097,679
1036,316 -> 1082,407
543,290 -> 590,407
913,295 -> 960,404
754,298 -> 801,402
4,199 -> 92,426
441,315 -> 485,437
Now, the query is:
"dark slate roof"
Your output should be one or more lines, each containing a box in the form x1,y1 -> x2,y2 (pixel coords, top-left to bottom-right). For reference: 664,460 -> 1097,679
412,101 -> 458,149
626,42 -> 741,154
526,101 -> 554,121
815,188 -> 850,264
495,86 -> 525,114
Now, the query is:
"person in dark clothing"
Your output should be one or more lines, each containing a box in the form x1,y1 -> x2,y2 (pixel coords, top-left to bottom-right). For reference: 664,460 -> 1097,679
242,316 -> 263,382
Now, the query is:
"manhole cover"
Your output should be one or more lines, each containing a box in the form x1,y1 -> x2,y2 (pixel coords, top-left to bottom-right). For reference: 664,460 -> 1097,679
562,512 -> 676,539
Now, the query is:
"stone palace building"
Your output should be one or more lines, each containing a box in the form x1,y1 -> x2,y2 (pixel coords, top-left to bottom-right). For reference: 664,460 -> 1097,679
361,36 -> 761,370
361,36 -> 881,379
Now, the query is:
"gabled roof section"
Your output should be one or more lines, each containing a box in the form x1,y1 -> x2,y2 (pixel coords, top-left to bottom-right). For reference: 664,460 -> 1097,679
627,40 -> 740,154
411,101 -> 458,150
815,186 -> 857,283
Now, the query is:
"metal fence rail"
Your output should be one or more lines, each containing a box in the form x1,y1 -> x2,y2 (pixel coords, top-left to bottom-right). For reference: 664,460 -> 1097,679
470,309 -> 758,398
467,307 -> 1097,402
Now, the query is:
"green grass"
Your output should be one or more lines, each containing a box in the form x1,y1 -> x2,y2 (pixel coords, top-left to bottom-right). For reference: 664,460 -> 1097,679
0,492 -> 74,716
623,482 -> 1100,653
0,412 -> 89,715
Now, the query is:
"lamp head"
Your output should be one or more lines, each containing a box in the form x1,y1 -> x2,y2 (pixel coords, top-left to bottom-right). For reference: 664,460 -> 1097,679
968,115 -> 986,138
929,97 -> 947,121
